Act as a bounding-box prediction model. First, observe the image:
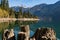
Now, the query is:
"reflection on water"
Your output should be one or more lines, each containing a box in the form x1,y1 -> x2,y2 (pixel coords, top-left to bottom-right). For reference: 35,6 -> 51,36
30,21 -> 60,38
0,20 -> 38,40
0,21 -> 15,40
0,21 -> 15,32
0,20 -> 60,40
0,20 -> 38,32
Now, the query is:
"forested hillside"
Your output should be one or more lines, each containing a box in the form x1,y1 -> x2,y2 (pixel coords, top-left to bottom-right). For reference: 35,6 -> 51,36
0,0 -> 38,18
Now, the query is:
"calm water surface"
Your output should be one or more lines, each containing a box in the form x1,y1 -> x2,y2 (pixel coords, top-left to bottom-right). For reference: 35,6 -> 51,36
0,20 -> 60,40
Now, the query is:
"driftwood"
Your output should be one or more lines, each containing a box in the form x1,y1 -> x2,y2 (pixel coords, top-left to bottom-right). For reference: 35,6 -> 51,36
17,32 -> 26,40
20,25 -> 30,37
31,28 -> 56,40
2,29 -> 15,40
19,25 -> 30,40
2,25 -> 56,40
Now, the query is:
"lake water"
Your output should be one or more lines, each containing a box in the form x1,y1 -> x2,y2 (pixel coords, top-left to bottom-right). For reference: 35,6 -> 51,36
0,20 -> 60,40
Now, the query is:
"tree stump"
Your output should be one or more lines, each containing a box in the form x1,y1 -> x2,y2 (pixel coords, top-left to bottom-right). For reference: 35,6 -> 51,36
17,32 -> 26,40
20,25 -> 30,40
32,28 -> 56,40
2,29 -> 15,40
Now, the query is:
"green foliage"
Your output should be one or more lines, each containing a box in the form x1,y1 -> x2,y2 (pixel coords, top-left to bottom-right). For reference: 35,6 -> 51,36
1,0 -> 9,10
0,22 -> 9,32
0,0 -> 38,18
0,0 -> 10,18
0,8 -> 9,18
17,7 -> 38,18
9,8 -> 15,18
18,7 -> 23,18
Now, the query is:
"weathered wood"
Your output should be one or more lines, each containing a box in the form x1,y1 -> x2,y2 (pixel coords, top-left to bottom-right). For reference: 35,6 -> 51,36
2,29 -> 9,40
31,28 -> 40,40
3,29 -> 15,40
31,28 -> 56,40
2,27 -> 56,40
20,25 -> 30,40
7,29 -> 15,40
17,32 -> 26,40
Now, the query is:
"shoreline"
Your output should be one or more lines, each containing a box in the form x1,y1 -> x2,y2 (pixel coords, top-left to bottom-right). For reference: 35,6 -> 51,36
0,18 -> 40,22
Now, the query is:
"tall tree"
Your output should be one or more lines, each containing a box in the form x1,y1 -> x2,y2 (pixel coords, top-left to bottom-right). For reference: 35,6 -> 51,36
1,0 -> 9,10
18,7 -> 23,18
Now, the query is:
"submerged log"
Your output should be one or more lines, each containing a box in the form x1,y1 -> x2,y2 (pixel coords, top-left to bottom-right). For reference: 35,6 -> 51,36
2,29 -> 15,40
32,28 -> 56,40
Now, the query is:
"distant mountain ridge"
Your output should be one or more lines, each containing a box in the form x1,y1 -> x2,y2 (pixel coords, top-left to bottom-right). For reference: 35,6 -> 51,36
11,1 -> 60,21
11,6 -> 29,12
30,1 -> 60,22
30,1 -> 60,16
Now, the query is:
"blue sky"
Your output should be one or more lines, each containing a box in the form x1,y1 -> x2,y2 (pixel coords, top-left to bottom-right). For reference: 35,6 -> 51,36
9,0 -> 59,8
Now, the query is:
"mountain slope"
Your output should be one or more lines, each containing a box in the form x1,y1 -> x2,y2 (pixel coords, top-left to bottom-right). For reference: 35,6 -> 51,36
11,1 -> 60,21
30,1 -> 60,22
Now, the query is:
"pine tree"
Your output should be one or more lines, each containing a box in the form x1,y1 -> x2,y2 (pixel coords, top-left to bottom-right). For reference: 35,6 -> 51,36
27,8 -> 33,18
1,0 -> 4,8
1,0 -> 9,10
9,8 -> 15,18
5,0 -> 9,10
18,7 -> 23,18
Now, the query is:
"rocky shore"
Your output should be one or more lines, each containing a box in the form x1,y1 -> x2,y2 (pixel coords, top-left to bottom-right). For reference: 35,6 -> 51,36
2,25 -> 56,40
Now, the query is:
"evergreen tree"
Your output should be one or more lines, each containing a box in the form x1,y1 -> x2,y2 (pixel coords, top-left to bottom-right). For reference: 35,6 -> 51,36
9,8 -> 15,18
5,0 -> 9,10
1,0 -> 4,8
18,7 -> 23,18
1,0 -> 9,10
